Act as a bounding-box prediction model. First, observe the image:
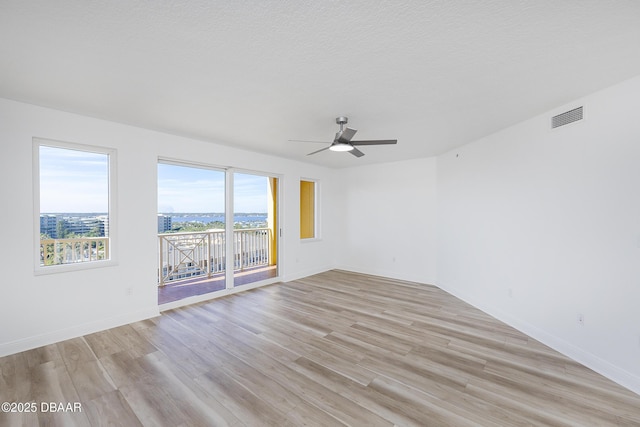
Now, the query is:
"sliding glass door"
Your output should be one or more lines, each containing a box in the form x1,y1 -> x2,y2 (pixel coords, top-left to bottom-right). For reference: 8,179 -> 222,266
157,162 -> 227,304
157,162 -> 279,305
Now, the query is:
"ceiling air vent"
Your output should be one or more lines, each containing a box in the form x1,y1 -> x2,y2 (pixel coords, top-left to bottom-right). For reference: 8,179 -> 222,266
552,106 -> 583,129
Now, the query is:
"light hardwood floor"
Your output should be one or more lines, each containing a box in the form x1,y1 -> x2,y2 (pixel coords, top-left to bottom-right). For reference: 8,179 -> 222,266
2,270 -> 639,426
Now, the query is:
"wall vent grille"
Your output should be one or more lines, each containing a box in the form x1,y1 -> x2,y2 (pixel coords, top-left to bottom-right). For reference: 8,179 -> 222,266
552,106 -> 583,128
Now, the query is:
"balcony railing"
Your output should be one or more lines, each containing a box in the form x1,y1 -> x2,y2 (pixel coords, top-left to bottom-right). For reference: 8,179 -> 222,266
158,228 -> 271,286
40,237 -> 109,266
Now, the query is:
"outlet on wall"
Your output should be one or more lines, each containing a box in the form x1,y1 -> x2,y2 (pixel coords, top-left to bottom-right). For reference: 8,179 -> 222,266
577,313 -> 584,326
507,288 -> 513,298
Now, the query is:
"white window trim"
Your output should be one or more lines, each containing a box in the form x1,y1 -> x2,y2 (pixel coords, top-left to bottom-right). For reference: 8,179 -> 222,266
33,138 -> 118,275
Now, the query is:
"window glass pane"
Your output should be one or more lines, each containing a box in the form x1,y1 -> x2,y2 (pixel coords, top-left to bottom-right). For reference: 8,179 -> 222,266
234,173 -> 276,287
39,144 -> 110,266
157,163 -> 226,231
157,162 -> 227,298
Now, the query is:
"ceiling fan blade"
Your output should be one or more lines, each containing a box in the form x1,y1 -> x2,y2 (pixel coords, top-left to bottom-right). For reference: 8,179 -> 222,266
307,146 -> 330,156
289,139 -> 332,144
349,147 -> 365,158
337,127 -> 357,143
350,139 -> 398,146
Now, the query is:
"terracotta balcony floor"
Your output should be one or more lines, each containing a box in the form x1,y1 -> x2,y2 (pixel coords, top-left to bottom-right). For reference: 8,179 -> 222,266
158,265 -> 277,305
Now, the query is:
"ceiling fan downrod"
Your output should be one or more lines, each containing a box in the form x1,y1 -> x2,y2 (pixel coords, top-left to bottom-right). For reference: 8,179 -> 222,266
336,116 -> 348,132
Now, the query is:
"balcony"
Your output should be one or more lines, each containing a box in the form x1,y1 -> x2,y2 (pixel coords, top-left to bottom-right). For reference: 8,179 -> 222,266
158,228 -> 272,285
157,228 -> 276,304
40,229 -> 275,304
40,237 -> 109,265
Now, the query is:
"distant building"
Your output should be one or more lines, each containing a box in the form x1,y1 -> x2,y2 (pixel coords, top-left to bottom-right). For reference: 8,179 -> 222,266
40,214 -> 109,238
158,214 -> 172,233
97,215 -> 109,237
40,214 -> 59,238
64,216 -> 105,236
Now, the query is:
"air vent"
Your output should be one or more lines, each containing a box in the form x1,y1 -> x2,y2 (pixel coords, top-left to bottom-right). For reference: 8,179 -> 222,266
552,106 -> 583,128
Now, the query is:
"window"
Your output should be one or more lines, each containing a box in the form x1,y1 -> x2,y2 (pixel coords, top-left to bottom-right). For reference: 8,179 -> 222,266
300,179 -> 316,239
34,139 -> 116,272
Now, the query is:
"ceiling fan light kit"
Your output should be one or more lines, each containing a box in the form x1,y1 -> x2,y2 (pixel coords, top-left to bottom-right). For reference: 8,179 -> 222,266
292,116 -> 397,158
329,142 -> 354,152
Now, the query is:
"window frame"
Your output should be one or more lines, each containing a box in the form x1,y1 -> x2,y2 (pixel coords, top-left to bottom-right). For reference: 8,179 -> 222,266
33,138 -> 118,275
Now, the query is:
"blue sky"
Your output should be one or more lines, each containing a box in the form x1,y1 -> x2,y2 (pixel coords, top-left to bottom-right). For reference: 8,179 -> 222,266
157,163 -> 268,213
39,145 -> 109,213
39,146 -> 269,213
233,173 -> 269,213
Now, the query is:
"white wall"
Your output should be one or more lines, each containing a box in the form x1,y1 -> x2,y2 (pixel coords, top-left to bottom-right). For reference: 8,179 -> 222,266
436,76 -> 640,394
0,98 -> 339,356
337,158 -> 438,284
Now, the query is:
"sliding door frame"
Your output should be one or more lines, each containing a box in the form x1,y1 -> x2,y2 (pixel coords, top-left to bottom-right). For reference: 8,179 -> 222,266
157,158 -> 282,308
228,167 -> 282,288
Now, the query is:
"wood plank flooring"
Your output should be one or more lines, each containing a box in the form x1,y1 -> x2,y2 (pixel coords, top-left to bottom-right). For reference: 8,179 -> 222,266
2,270 -> 640,426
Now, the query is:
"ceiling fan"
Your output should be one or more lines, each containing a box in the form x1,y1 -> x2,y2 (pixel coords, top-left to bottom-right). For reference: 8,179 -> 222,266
291,116 -> 398,157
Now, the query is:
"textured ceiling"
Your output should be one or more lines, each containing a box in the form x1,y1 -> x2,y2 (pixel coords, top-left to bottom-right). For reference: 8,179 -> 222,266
2,1 -> 640,168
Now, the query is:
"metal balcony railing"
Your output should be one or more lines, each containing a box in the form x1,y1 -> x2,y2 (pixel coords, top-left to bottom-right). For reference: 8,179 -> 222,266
158,228 -> 271,286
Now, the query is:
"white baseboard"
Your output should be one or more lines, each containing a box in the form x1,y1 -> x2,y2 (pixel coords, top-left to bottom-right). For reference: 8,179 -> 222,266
436,281 -> 640,396
282,265 -> 333,283
335,264 -> 435,285
0,307 -> 160,358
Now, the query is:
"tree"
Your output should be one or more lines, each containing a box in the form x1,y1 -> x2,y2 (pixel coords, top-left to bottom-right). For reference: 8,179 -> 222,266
56,220 -> 69,238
